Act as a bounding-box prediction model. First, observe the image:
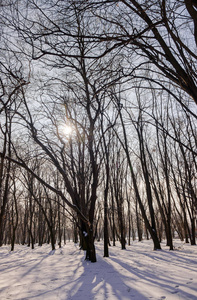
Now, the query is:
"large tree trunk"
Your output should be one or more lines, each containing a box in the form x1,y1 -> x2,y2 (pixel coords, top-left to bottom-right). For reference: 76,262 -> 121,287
80,221 -> 97,262
85,230 -> 96,263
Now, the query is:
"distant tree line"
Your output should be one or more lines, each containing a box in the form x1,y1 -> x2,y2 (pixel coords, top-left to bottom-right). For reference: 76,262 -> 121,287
0,0 -> 196,262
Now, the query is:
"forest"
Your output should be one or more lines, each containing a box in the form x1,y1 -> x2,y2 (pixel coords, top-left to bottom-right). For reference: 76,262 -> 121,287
0,0 -> 197,263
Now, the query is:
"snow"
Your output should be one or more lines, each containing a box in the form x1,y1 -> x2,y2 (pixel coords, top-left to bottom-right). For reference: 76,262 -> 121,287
0,240 -> 197,300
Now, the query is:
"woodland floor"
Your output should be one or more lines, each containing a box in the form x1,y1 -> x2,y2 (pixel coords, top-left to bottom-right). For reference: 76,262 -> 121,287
0,239 -> 197,299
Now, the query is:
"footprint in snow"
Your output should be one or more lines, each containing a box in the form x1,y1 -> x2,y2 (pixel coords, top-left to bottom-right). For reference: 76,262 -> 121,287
186,278 -> 193,284
171,291 -> 178,294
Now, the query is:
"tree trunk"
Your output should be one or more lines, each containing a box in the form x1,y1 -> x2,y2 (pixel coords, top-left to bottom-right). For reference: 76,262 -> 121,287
80,220 -> 96,262
191,217 -> 196,245
84,224 -> 96,262
49,226 -> 56,251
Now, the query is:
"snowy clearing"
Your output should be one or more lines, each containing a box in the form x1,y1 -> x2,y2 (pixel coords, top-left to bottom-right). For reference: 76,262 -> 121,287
0,240 -> 197,300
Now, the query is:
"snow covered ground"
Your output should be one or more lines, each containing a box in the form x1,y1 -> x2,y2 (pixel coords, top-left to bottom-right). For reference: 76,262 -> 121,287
0,239 -> 197,300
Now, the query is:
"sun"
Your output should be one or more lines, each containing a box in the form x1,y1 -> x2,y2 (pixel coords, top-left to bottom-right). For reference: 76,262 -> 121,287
63,125 -> 73,135
59,123 -> 73,137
